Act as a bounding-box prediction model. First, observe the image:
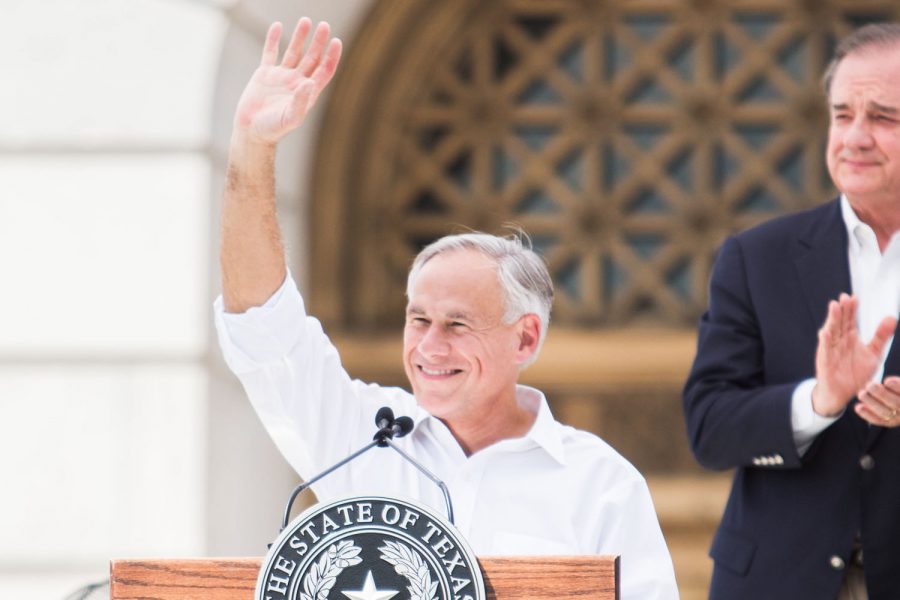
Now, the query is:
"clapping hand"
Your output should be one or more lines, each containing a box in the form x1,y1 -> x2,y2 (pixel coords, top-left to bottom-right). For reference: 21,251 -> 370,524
812,293 -> 897,420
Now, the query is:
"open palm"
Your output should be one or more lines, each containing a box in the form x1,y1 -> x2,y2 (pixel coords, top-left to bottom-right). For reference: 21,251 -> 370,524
234,19 -> 342,143
815,294 -> 897,415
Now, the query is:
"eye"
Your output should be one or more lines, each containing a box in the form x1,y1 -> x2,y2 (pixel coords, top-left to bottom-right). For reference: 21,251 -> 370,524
407,316 -> 430,326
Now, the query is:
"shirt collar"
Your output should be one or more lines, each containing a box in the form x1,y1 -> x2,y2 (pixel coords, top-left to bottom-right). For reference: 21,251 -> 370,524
412,385 -> 568,466
841,194 -> 880,253
840,194 -> 863,251
516,385 -> 568,466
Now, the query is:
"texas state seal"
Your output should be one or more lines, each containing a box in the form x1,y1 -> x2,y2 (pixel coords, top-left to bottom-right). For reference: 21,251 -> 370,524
256,496 -> 485,600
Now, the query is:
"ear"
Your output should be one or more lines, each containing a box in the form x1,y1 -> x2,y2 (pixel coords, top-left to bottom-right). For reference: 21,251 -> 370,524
514,314 -> 542,364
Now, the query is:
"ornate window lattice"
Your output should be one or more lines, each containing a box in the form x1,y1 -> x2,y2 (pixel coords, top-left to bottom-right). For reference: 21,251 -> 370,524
312,0 -> 900,329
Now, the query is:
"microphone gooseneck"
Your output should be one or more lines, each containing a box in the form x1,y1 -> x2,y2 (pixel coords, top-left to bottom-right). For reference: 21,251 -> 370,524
278,407 -> 455,535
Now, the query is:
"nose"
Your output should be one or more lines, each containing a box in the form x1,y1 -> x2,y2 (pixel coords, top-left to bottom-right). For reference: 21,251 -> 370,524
417,324 -> 450,359
844,116 -> 875,150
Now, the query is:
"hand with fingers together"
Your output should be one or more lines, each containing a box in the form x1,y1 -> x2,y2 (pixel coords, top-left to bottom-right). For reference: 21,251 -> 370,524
234,18 -> 343,144
812,293 -> 898,420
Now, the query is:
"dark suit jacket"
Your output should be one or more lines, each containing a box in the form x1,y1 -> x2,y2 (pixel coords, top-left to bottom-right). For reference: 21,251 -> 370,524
683,198 -> 900,600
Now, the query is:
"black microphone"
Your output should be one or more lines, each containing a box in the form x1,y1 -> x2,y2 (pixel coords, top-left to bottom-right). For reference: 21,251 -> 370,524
375,406 -> 394,430
393,416 -> 414,437
279,407 -> 455,534
373,406 -> 396,447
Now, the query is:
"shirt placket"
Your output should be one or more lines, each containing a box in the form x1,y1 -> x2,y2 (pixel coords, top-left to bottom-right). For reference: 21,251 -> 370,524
854,226 -> 880,343
856,226 -> 898,381
447,454 -> 487,542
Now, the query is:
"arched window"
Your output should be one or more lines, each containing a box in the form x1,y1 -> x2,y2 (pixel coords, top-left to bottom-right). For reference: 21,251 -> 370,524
312,0 -> 897,331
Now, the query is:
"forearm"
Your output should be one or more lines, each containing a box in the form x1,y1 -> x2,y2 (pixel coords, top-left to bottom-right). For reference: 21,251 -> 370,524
220,131 -> 287,313
685,378 -> 800,470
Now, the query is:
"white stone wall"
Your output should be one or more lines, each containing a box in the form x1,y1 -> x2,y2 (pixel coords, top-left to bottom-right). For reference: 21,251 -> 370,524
0,0 -> 372,596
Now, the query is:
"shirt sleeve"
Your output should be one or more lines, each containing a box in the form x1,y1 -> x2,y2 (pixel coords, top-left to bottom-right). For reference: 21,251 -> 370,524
214,273 -> 305,371
213,270 -> 407,490
600,475 -> 680,600
791,377 -> 841,456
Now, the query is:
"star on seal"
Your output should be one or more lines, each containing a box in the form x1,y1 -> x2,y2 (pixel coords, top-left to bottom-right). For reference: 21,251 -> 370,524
341,571 -> 398,600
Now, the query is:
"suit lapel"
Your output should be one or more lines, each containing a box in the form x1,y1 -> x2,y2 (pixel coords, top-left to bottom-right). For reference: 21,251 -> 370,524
794,199 -> 851,331
792,199 -> 872,448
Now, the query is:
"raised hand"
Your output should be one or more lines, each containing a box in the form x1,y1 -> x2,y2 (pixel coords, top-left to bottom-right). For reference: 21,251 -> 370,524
812,293 -> 897,417
234,18 -> 342,144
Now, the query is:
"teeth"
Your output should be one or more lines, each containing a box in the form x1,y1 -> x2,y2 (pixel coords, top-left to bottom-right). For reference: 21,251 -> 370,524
421,366 -> 456,376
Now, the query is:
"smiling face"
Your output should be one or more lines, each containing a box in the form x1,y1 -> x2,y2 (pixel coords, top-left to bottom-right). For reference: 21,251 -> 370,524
402,249 -> 538,426
827,43 -> 900,211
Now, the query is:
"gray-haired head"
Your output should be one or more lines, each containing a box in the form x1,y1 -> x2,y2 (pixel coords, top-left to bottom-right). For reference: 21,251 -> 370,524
823,22 -> 900,97
406,231 -> 554,368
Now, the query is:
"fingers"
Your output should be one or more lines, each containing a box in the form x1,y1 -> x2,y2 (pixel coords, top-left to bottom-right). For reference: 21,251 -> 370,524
868,315 -> 899,355
298,21 -> 333,77
263,18 -> 341,89
281,37 -> 341,130
838,293 -> 857,341
817,294 -> 860,347
261,22 -> 284,67
856,381 -> 900,426
281,17 -> 313,69
818,298 -> 839,348
309,38 -> 343,95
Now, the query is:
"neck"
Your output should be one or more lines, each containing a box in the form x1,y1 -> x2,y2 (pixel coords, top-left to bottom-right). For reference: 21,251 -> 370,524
443,390 -> 536,456
848,197 -> 900,252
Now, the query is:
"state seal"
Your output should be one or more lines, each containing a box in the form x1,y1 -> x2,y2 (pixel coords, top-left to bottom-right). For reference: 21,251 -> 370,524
257,496 -> 485,600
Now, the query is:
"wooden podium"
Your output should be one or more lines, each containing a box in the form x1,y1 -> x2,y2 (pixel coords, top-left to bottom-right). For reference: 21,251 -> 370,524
110,555 -> 618,599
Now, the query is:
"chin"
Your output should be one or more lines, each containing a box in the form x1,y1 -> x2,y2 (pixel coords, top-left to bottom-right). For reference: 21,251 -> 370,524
415,389 -> 460,414
836,176 -> 879,193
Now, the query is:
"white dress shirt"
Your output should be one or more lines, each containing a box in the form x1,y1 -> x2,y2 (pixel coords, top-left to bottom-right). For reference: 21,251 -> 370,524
214,271 -> 679,600
792,196 -> 900,454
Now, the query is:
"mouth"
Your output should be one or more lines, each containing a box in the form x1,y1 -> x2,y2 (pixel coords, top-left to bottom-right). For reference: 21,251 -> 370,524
418,365 -> 463,377
841,157 -> 879,168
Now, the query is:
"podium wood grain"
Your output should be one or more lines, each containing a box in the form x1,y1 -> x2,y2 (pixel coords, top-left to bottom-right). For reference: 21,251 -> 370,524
109,555 -> 618,599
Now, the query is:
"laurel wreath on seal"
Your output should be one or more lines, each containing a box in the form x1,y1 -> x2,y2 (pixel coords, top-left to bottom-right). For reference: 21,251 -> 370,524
299,540 -> 363,600
379,540 -> 439,600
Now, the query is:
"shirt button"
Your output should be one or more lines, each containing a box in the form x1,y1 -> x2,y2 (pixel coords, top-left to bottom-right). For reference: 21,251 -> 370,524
830,555 -> 845,570
860,454 -> 875,470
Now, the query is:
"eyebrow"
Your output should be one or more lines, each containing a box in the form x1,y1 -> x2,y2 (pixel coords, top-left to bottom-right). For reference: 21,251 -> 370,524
831,101 -> 899,114
405,305 -> 474,320
446,311 -> 472,321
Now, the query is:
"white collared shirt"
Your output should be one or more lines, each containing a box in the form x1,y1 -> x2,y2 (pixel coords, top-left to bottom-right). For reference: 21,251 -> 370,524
214,272 -> 679,600
792,196 -> 900,453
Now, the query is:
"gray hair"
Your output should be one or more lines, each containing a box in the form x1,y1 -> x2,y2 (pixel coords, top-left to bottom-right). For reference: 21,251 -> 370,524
406,232 -> 554,368
823,23 -> 900,97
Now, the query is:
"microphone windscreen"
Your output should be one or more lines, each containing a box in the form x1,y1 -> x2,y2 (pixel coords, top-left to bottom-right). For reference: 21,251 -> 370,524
375,406 -> 395,429
394,416 -> 414,437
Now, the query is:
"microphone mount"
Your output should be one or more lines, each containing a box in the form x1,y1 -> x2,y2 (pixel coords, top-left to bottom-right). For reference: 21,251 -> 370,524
374,407 -> 414,447
279,407 -> 455,534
